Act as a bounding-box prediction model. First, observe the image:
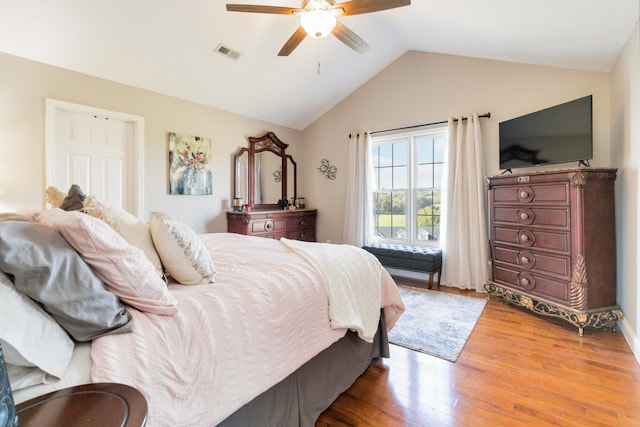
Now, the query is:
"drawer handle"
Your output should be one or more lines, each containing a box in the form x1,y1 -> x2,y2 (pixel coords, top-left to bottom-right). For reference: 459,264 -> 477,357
521,256 -> 530,264
520,234 -> 529,242
299,219 -> 306,227
520,191 -> 530,198
519,272 -> 536,290
298,232 -> 306,240
265,220 -> 274,231
520,212 -> 530,220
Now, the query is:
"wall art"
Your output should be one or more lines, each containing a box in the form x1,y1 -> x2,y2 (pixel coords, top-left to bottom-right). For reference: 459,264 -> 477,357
318,159 -> 337,180
168,132 -> 213,195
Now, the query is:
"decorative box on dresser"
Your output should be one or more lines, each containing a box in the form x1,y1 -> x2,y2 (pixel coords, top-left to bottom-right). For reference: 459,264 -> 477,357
484,168 -> 623,335
227,209 -> 317,242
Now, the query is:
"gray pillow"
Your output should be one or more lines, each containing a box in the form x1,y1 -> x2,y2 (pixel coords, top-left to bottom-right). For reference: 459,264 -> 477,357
59,184 -> 87,211
0,220 -> 132,341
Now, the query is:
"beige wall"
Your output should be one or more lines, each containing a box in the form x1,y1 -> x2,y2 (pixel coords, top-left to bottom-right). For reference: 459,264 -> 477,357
302,51 -> 610,245
0,52 -> 302,233
611,19 -> 640,361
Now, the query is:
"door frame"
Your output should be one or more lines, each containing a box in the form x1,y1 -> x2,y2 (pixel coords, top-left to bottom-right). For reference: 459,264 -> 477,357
45,98 -> 145,218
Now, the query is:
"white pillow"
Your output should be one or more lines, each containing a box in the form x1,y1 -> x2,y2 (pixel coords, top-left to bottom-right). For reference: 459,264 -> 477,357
36,209 -> 178,315
0,270 -> 74,386
149,212 -> 216,285
82,196 -> 164,277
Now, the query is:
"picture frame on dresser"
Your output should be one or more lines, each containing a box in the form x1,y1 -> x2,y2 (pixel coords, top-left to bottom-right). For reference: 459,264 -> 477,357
484,168 -> 623,336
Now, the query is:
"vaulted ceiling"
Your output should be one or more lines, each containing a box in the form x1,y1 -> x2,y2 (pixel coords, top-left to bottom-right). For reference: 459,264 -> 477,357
0,0 -> 637,130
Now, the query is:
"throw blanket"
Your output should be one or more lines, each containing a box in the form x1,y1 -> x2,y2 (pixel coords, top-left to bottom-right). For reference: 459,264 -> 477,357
281,238 -> 382,343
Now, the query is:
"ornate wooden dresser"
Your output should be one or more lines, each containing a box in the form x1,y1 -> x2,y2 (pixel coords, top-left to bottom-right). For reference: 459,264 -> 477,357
484,168 -> 622,335
227,209 -> 317,242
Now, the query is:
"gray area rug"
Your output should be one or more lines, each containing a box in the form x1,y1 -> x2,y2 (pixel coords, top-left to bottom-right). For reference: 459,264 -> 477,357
388,285 -> 488,362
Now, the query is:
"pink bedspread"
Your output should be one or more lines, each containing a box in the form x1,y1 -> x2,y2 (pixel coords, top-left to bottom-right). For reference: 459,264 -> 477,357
91,233 -> 404,426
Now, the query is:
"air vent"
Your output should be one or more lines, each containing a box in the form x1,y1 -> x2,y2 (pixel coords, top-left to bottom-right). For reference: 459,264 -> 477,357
215,43 -> 241,60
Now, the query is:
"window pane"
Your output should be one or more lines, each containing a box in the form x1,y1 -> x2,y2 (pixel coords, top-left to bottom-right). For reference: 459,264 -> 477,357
393,141 -> 408,166
378,144 -> 392,167
373,190 -> 407,241
434,163 -> 443,188
390,191 -> 407,241
416,164 -> 433,188
373,192 -> 389,238
416,136 -> 433,164
379,167 -> 392,190
393,165 -> 407,189
415,189 -> 441,241
434,136 -> 446,163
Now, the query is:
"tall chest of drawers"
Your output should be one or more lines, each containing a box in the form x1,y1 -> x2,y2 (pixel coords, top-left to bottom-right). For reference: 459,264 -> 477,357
484,168 -> 622,335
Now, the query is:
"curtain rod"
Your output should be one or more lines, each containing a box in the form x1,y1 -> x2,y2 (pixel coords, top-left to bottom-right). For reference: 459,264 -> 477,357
359,112 -> 491,137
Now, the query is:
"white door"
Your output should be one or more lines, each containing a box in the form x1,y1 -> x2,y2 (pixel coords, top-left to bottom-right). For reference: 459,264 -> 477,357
46,99 -> 145,216
52,110 -> 131,209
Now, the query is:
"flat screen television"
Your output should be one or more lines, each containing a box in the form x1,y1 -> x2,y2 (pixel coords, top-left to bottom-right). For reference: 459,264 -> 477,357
499,95 -> 593,170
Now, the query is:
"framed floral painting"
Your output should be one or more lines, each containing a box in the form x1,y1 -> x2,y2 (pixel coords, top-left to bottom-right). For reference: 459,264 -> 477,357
168,132 -> 213,195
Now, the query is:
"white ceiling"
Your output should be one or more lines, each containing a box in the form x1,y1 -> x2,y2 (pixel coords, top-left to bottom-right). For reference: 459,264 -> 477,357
0,0 -> 638,130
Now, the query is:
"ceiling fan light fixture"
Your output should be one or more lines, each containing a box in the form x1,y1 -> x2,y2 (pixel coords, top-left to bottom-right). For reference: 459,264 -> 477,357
300,9 -> 336,38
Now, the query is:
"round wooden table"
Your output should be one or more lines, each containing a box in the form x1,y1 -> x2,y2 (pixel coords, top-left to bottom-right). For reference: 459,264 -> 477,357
16,383 -> 147,427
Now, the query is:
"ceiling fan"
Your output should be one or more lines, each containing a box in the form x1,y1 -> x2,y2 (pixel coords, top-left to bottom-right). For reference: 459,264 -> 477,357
226,0 -> 411,56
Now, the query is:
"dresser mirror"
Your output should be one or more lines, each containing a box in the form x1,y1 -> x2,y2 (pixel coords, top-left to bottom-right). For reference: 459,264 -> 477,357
234,132 -> 297,210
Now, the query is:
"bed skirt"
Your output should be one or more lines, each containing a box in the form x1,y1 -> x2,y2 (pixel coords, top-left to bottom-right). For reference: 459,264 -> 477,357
218,312 -> 389,427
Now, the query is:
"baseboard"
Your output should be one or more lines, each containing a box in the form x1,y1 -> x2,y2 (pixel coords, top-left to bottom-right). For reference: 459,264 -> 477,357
619,317 -> 640,366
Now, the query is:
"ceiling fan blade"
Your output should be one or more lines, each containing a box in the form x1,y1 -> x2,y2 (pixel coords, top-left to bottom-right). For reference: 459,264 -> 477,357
278,26 -> 307,56
332,21 -> 370,54
226,4 -> 301,14
337,0 -> 411,16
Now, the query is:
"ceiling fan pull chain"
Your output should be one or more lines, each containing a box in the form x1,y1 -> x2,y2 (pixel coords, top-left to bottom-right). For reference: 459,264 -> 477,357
317,39 -> 321,75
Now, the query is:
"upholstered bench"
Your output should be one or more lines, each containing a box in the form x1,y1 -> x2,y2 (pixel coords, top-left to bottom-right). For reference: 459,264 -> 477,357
362,243 -> 443,289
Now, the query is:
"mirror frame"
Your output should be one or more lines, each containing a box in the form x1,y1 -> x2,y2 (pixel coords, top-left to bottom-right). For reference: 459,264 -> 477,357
234,132 -> 297,210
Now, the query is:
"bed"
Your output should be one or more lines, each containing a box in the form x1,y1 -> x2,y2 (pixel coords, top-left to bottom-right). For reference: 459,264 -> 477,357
0,202 -> 404,427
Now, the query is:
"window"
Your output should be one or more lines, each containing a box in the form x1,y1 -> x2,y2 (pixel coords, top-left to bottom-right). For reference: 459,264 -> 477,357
371,128 -> 447,246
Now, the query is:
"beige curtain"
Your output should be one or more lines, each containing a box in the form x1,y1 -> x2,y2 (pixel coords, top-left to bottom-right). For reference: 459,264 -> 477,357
442,114 -> 489,291
342,132 -> 373,247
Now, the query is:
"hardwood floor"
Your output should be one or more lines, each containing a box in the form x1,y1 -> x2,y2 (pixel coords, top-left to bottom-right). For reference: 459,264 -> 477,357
316,278 -> 640,427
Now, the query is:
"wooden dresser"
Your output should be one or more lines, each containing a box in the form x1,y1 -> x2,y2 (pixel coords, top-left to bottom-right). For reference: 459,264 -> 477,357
484,168 -> 622,335
227,209 -> 317,242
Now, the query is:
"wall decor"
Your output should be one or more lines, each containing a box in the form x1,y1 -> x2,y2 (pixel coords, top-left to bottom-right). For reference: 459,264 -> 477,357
168,132 -> 213,195
318,159 -> 337,180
